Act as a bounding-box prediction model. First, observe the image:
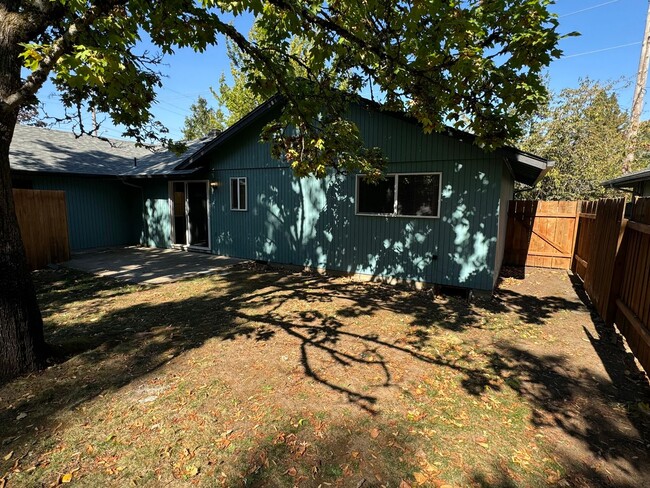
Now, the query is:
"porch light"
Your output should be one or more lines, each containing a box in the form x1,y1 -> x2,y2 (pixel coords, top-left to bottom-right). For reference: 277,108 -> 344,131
210,181 -> 220,188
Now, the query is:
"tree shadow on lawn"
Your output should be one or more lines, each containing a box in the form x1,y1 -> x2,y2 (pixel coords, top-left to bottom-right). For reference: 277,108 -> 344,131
1,265 -> 649,486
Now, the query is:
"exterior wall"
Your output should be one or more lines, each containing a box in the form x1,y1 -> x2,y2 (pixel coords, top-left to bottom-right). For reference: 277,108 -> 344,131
494,164 -> 515,286
31,174 -> 141,251
140,179 -> 172,248
208,104 -> 504,290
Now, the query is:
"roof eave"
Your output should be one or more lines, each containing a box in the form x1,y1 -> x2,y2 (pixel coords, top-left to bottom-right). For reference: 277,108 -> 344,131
602,172 -> 650,188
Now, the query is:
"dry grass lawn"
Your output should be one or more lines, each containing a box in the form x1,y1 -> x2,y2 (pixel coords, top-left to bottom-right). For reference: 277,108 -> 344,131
1,264 -> 649,487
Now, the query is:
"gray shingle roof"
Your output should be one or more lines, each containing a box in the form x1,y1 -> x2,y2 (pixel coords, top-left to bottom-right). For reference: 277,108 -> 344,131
10,125 -> 151,176
9,125 -> 217,177
121,138 -> 214,177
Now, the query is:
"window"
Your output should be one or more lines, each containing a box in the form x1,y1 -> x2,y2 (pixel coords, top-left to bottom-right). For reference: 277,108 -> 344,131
356,173 -> 441,218
396,174 -> 440,217
230,177 -> 247,211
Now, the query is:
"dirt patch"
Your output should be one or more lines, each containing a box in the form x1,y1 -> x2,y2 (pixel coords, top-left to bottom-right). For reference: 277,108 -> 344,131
0,264 -> 648,487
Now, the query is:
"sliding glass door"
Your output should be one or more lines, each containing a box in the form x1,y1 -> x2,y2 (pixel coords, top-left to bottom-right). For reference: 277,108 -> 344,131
171,181 -> 210,249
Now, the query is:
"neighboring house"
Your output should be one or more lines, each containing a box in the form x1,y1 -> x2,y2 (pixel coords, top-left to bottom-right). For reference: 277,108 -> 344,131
10,97 -> 552,291
602,168 -> 650,197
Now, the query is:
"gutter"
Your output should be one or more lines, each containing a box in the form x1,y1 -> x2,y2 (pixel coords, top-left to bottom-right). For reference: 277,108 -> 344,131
531,160 -> 555,187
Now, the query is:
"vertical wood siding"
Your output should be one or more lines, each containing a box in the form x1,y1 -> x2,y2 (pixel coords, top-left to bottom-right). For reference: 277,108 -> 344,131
207,104 -> 504,290
32,175 -> 141,250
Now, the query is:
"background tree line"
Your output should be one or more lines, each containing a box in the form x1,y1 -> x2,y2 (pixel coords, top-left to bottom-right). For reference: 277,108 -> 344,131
515,78 -> 647,200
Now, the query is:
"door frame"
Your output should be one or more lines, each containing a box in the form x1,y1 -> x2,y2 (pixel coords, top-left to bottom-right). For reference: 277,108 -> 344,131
168,180 -> 211,251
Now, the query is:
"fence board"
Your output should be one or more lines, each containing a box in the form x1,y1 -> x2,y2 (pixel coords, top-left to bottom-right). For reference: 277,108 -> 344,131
582,198 -> 625,320
13,189 -> 70,270
504,200 -> 578,269
608,197 -> 650,374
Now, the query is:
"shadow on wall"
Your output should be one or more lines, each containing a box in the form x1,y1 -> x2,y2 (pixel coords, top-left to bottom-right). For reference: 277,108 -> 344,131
253,163 -> 498,289
141,193 -> 171,248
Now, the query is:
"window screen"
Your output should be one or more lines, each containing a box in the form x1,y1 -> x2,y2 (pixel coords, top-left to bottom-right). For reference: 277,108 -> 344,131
357,176 -> 395,214
397,174 -> 440,217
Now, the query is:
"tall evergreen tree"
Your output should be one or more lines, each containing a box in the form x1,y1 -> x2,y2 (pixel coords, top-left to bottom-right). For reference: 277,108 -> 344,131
181,96 -> 224,140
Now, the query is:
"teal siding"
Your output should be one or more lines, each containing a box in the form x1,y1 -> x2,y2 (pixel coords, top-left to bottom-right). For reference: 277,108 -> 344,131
208,104 -> 505,290
141,180 -> 172,248
32,175 -> 141,251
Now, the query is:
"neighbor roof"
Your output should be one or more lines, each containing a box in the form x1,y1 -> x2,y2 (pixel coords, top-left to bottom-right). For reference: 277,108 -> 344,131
602,168 -> 650,189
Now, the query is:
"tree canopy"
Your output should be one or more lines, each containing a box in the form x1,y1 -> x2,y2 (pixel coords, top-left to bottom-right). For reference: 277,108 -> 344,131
517,79 -> 643,201
7,0 -> 564,176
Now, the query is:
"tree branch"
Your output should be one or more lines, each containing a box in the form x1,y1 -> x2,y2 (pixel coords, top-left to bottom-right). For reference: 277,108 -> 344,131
0,0 -> 126,115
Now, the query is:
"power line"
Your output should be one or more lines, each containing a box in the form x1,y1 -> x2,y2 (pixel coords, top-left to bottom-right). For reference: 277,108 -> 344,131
560,41 -> 642,59
559,0 -> 623,18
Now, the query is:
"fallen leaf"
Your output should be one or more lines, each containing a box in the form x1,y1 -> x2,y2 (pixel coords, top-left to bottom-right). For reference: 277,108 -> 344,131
3,452 -> 13,461
413,471 -> 428,485
287,467 -> 298,477
369,428 -> 380,439
61,473 -> 73,483
185,465 -> 199,477
15,413 -> 27,421
400,481 -> 412,488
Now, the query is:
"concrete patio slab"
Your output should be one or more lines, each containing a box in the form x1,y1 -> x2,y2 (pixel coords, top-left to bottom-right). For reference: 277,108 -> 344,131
65,247 -> 245,284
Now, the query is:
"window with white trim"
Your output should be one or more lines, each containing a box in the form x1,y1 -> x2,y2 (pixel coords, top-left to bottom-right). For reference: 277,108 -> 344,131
356,173 -> 441,218
230,177 -> 247,211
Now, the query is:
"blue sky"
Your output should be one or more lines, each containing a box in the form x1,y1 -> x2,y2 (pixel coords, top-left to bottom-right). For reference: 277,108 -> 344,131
34,1 -> 648,141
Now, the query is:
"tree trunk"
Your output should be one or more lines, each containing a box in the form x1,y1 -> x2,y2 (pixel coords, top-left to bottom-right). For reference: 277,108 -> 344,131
0,4 -> 47,381
0,111 -> 46,381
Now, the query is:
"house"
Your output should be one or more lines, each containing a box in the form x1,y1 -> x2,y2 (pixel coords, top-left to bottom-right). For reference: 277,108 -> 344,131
602,168 -> 650,197
10,97 -> 552,291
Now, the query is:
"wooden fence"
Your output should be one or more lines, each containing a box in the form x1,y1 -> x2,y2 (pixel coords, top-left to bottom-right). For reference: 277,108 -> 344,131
572,201 -> 597,280
504,200 -> 579,269
576,198 -> 626,321
13,189 -> 70,270
606,198 -> 650,373
505,197 -> 650,374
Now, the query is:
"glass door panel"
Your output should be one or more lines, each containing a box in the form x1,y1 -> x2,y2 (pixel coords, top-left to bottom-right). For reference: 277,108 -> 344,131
186,182 -> 209,247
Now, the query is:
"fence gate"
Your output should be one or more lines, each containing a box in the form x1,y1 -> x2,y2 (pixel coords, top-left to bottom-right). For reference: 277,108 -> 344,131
504,200 -> 579,269
13,189 -> 70,270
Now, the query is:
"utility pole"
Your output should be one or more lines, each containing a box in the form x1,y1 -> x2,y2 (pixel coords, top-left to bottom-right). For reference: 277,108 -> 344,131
625,0 -> 650,172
